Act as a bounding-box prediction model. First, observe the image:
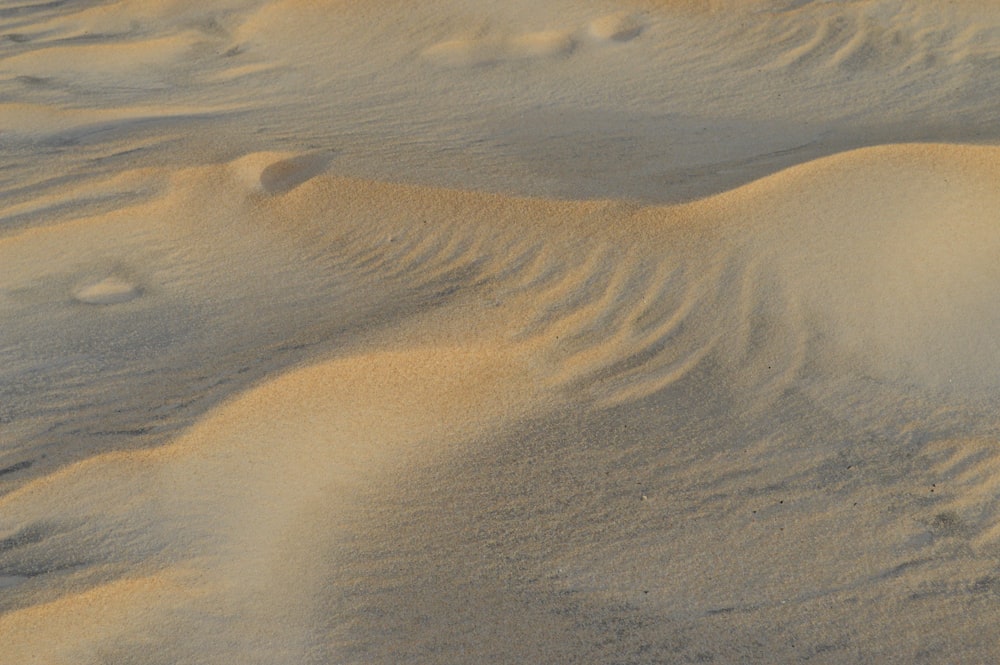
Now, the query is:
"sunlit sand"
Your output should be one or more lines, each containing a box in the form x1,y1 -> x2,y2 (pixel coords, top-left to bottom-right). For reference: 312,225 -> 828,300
2,1 -> 1000,662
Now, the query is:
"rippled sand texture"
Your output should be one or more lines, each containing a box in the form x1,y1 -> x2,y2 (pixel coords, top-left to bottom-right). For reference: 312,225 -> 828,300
2,1 -> 1000,664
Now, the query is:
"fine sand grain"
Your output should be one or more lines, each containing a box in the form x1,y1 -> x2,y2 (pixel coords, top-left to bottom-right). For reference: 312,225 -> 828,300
2,1 -> 1000,663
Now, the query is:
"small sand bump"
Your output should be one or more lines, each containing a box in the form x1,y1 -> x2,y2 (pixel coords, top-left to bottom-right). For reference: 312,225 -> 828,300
424,30 -> 573,67
73,277 -> 142,305
508,30 -> 575,59
587,14 -> 643,43
258,152 -> 332,195
422,38 -> 502,67
228,151 -> 330,194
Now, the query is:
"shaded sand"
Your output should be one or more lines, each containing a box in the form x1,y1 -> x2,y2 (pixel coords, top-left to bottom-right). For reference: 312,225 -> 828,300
2,0 -> 1000,663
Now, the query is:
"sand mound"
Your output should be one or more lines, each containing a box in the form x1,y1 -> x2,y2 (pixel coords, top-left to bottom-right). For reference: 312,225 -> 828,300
698,143 -> 1000,388
0,342 -> 542,662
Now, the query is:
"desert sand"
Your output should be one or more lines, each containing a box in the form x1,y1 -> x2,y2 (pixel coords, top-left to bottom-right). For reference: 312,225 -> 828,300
2,1 -> 1000,663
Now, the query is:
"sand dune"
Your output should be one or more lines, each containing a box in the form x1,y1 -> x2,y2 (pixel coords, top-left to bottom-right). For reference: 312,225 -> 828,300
4,143 -> 1000,662
3,0 -> 1000,662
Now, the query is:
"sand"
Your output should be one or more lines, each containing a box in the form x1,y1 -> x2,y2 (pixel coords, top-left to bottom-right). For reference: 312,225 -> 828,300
2,1 -> 1000,663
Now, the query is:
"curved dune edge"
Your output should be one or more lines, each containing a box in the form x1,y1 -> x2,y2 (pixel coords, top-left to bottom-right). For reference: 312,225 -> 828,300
2,142 -> 1000,661
0,345 -> 546,663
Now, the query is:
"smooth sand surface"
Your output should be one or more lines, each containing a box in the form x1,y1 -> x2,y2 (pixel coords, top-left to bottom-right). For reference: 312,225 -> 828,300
2,1 -> 1000,663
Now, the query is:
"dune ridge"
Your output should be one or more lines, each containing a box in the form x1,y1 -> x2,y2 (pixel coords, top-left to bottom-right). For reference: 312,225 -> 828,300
3,142 -> 1000,661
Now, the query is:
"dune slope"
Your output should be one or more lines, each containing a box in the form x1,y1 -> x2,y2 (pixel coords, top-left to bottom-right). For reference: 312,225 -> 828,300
3,0 -> 1000,663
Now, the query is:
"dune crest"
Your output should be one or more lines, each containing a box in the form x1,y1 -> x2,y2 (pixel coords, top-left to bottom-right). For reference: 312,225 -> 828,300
3,142 -> 1000,660
0,343 -> 544,662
